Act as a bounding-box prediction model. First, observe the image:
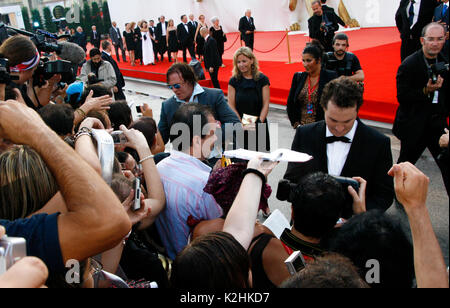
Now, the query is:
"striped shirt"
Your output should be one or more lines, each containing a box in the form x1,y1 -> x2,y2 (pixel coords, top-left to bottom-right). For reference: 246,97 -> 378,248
155,151 -> 223,259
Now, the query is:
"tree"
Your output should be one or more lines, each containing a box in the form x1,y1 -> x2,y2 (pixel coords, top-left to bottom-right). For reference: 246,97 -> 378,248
102,1 -> 112,34
21,7 -> 32,32
91,1 -> 102,34
43,7 -> 57,33
31,9 -> 43,30
82,0 -> 92,33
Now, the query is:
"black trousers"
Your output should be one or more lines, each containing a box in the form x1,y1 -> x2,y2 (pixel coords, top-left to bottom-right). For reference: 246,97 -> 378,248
158,36 -> 171,61
243,34 -> 254,51
114,40 -> 127,62
181,42 -> 196,63
208,67 -> 220,89
398,126 -> 449,196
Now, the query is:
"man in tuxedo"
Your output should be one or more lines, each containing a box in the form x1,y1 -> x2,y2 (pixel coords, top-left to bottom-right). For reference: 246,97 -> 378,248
200,27 -> 222,89
156,16 -> 171,62
394,22 -> 449,195
90,25 -> 101,49
101,40 -> 126,101
308,0 -> 340,52
177,15 -> 197,63
239,9 -> 256,50
284,77 -> 395,213
396,0 -> 439,61
433,0 -> 449,55
320,0 -> 346,27
109,22 -> 127,63
149,20 -> 160,63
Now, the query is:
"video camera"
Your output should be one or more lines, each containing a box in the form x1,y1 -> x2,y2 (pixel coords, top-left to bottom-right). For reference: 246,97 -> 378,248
429,62 -> 449,84
276,176 -> 360,218
0,23 -> 78,87
320,23 -> 335,36
0,58 -> 19,85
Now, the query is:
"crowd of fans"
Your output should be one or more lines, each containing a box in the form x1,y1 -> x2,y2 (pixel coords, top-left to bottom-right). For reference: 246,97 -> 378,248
0,0 -> 448,289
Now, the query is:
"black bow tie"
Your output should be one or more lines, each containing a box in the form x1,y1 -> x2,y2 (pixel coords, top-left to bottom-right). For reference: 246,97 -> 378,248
326,136 -> 352,144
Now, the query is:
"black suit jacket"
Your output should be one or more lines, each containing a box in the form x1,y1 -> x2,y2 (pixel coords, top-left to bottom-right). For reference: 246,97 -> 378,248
155,22 -> 168,41
308,12 -> 339,40
284,120 -> 395,213
109,27 -> 122,45
90,31 -> 100,46
393,49 -> 449,143
322,5 -> 346,27
239,16 -> 255,38
395,0 -> 438,41
204,36 -> 222,69
286,68 -> 338,127
101,51 -> 125,88
433,3 -> 450,24
177,23 -> 192,46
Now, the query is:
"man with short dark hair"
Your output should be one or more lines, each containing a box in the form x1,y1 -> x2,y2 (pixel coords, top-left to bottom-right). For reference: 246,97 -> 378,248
324,33 -> 365,82
101,40 -> 126,100
308,0 -> 339,52
80,48 -> 117,91
284,77 -> 395,212
156,103 -> 224,259
158,63 -> 240,144
155,16 -> 171,62
149,20 -> 159,63
38,104 -> 74,137
394,22 -> 449,195
177,15 -> 196,63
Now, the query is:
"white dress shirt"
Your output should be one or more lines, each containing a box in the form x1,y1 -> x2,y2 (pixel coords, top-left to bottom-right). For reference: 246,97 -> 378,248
162,22 -> 167,36
326,120 -> 358,176
407,0 -> 421,28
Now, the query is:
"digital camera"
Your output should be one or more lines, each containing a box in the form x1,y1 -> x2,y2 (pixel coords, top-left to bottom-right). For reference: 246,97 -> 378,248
0,236 -> 27,275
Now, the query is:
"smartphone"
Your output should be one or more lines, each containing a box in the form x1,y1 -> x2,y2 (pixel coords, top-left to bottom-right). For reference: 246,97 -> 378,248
133,177 -> 141,212
284,250 -> 306,276
111,131 -> 127,145
135,105 -> 142,114
0,236 -> 27,275
332,176 -> 360,193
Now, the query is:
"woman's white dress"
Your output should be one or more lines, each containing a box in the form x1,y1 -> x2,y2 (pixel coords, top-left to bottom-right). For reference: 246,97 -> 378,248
141,30 -> 155,65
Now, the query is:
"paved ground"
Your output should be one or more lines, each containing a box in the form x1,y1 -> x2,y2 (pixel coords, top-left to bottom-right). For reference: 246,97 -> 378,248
124,78 -> 449,266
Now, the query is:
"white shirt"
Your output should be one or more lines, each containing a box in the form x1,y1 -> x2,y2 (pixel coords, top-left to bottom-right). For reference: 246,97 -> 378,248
184,23 -> 189,33
174,83 -> 205,104
407,0 -> 421,28
326,120 -> 358,176
161,22 -> 167,36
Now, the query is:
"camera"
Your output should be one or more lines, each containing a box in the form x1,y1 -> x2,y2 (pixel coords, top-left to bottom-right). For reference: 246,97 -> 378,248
285,250 -> 306,276
276,179 -> 298,203
133,177 -> 142,212
429,62 -> 449,84
320,23 -> 334,36
0,236 -> 27,275
32,58 -> 76,88
0,58 -> 18,85
111,131 -> 128,145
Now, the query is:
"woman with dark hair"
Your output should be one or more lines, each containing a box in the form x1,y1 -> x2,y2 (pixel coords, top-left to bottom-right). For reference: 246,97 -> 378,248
286,40 -> 338,129
107,101 -> 132,131
123,23 -> 136,66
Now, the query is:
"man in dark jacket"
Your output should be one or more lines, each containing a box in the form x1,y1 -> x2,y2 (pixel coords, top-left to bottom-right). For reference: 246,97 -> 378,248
308,0 -> 340,52
102,40 -> 126,100
393,22 -> 449,194
201,27 -> 222,89
90,25 -> 101,49
396,0 -> 439,61
239,9 -> 256,50
73,26 -> 87,52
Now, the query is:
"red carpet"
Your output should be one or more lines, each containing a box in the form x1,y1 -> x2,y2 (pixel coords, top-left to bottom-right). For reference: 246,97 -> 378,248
114,27 -> 401,124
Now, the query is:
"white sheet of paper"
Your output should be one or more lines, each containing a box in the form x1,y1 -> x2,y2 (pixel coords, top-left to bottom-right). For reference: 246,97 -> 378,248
263,209 -> 291,239
223,148 -> 313,163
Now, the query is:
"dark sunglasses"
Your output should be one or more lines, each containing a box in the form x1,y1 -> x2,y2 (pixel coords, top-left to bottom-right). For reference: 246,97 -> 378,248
167,83 -> 182,90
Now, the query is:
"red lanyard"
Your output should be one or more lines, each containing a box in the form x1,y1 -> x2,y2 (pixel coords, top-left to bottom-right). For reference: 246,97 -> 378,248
307,74 -> 320,102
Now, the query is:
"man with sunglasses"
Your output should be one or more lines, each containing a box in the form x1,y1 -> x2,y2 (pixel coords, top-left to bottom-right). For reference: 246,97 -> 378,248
158,63 -> 241,147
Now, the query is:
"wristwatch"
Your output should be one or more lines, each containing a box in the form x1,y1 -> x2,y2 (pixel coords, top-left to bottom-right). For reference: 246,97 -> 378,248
74,127 -> 92,141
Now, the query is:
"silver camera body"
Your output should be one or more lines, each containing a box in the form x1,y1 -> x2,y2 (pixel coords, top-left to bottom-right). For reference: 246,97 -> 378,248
0,236 -> 27,275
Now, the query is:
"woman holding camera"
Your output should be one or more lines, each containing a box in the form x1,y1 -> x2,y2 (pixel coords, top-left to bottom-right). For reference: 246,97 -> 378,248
286,41 -> 338,129
0,34 -> 60,110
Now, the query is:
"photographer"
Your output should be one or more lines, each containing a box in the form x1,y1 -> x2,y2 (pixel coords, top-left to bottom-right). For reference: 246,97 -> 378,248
0,35 -> 48,110
324,33 -> 365,82
308,0 -> 340,52
80,48 -> 117,94
394,22 -> 449,195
